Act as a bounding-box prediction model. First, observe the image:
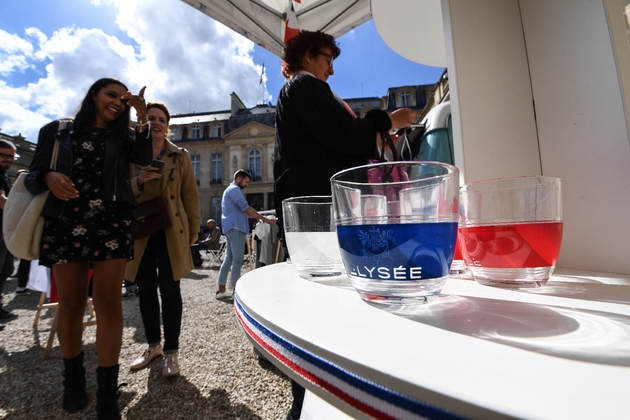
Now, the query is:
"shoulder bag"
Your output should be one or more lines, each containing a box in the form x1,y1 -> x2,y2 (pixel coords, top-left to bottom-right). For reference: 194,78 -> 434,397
133,197 -> 172,239
3,122 -> 64,260
132,153 -> 177,239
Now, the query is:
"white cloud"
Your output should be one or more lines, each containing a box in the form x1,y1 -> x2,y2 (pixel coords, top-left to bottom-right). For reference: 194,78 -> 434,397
0,0 -> 269,142
25,27 -> 48,45
0,97 -> 51,141
106,0 -> 266,112
0,29 -> 35,75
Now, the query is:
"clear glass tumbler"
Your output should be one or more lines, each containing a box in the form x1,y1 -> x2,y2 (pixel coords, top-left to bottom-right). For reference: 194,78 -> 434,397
459,176 -> 563,288
282,196 -> 345,280
449,229 -> 468,275
331,161 -> 459,305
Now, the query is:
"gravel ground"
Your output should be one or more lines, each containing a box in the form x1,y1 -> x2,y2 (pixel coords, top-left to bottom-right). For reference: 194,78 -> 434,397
0,257 -> 292,419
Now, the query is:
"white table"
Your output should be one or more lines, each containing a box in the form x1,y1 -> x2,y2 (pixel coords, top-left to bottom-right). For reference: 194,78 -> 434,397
234,263 -> 630,419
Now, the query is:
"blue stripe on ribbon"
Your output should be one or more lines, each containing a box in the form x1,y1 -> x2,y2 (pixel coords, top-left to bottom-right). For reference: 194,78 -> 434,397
235,298 -> 468,420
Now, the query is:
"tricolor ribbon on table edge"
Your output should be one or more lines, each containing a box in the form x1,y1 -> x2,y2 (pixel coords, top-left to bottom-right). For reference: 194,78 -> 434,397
234,297 -> 467,420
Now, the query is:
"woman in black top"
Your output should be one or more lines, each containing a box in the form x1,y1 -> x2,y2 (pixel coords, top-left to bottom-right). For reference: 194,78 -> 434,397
274,31 -> 415,213
26,77 -> 152,419
273,30 -> 415,420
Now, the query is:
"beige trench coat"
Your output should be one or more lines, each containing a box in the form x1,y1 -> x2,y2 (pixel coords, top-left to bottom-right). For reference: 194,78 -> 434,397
124,140 -> 201,282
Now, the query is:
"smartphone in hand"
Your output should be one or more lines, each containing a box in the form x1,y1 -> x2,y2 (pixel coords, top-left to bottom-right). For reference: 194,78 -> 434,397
150,159 -> 165,173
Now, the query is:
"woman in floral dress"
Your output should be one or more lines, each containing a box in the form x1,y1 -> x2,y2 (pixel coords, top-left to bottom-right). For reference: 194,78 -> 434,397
25,77 -> 152,419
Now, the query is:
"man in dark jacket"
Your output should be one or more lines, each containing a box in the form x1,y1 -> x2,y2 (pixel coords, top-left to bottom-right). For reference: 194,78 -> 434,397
0,139 -> 18,322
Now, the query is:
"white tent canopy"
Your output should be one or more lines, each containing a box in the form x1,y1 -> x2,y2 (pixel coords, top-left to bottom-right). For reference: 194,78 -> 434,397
371,0 -> 446,67
181,0 -> 372,58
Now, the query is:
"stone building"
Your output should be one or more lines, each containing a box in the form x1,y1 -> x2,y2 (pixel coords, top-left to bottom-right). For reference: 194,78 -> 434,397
170,93 -> 276,227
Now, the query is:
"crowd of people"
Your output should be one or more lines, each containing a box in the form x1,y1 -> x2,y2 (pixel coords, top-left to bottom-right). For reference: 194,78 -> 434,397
0,29 -> 415,420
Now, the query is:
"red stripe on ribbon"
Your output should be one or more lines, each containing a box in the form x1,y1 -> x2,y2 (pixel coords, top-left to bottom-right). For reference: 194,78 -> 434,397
235,305 -> 398,420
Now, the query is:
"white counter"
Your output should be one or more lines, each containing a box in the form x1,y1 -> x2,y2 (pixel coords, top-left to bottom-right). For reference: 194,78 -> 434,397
234,263 -> 630,419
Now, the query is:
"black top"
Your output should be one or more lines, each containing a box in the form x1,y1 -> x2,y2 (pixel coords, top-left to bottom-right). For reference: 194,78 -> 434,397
0,167 -> 11,229
274,74 -> 388,209
25,120 -> 152,218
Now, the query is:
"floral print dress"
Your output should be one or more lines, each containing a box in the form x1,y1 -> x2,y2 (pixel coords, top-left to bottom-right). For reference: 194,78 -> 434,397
39,128 -> 134,267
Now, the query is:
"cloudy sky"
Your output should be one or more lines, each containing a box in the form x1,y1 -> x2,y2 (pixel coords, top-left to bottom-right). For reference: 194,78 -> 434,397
0,0 -> 444,143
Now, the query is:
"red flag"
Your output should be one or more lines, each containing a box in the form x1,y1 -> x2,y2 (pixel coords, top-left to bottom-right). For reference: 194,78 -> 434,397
284,1 -> 300,44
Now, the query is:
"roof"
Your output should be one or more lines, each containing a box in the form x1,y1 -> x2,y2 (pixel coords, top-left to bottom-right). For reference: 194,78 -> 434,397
170,112 -> 231,125
226,111 -> 275,134
247,105 -> 276,115
344,97 -> 381,110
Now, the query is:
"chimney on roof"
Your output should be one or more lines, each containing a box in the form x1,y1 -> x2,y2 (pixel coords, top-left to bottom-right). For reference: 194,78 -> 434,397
230,92 -> 247,116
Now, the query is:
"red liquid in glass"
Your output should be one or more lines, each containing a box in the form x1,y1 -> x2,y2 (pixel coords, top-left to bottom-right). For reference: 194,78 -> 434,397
460,222 -> 563,269
453,234 -> 463,260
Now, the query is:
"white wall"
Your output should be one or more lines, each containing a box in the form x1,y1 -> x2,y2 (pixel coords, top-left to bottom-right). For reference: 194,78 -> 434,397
520,0 -> 630,272
442,0 -> 630,273
442,0 -> 541,183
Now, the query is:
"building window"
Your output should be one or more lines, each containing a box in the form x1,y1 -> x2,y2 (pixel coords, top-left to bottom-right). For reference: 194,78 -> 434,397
191,126 -> 200,139
246,193 -> 264,211
267,192 -> 275,213
212,124 -> 222,137
248,149 -> 262,182
400,91 -> 412,107
211,153 -> 222,184
211,196 -> 222,226
171,127 -> 179,141
191,155 -> 200,185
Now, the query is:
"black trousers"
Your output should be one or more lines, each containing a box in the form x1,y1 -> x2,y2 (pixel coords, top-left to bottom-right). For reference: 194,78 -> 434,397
135,230 -> 182,353
17,259 -> 31,288
0,239 -> 14,307
289,380 -> 306,419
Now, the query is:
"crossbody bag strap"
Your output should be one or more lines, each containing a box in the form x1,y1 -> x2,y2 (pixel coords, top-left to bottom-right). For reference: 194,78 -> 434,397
50,139 -> 60,170
51,119 -> 71,170
378,130 -> 399,162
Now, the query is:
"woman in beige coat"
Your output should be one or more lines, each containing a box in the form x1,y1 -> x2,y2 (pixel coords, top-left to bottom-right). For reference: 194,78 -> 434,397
124,102 -> 200,377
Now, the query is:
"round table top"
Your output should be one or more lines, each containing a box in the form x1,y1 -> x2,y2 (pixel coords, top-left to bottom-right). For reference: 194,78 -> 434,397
234,263 -> 630,420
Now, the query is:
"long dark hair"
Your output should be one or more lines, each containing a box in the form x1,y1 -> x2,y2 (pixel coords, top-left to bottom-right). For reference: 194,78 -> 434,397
73,77 -> 131,139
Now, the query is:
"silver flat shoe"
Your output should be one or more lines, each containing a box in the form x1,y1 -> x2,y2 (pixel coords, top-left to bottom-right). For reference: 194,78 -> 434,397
162,353 -> 180,378
130,344 -> 163,370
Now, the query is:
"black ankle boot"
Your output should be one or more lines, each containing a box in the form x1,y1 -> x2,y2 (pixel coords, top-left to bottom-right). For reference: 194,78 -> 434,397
62,351 -> 89,413
96,365 -> 124,420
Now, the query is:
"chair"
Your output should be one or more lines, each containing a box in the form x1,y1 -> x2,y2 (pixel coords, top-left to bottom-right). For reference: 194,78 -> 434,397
247,234 -> 256,270
274,237 -> 284,264
33,270 -> 97,360
238,234 -> 255,270
204,235 -> 227,266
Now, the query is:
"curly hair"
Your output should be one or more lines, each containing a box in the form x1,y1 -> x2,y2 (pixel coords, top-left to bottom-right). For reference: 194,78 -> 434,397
73,77 -> 131,140
282,30 -> 340,78
147,101 -> 172,139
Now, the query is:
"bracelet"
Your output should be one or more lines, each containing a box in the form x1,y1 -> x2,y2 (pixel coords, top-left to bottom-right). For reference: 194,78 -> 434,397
135,119 -> 150,139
